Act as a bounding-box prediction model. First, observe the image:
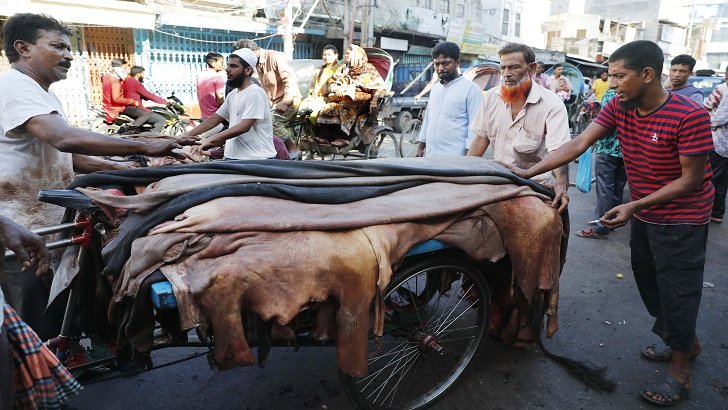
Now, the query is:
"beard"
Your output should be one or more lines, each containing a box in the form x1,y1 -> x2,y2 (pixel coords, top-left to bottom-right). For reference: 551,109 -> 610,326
227,72 -> 244,88
618,97 -> 641,110
500,77 -> 532,104
438,70 -> 458,83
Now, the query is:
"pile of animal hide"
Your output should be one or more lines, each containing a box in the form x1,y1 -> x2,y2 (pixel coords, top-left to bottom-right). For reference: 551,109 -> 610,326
63,157 -> 564,376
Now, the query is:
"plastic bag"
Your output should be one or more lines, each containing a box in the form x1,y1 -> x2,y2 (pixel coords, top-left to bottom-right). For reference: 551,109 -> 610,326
576,146 -> 593,193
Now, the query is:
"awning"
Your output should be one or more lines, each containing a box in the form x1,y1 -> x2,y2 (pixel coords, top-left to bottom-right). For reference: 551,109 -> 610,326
3,0 -> 157,29
158,12 -> 269,34
566,56 -> 607,70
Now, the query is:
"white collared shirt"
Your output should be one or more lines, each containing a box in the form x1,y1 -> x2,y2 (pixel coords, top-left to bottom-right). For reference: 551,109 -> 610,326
418,76 -> 483,157
470,83 -> 570,185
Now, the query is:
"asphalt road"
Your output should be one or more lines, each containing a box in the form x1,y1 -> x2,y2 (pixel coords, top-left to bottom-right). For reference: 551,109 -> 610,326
68,156 -> 728,410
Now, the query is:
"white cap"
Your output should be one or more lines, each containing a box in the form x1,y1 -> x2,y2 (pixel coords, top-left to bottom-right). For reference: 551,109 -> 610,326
231,48 -> 258,68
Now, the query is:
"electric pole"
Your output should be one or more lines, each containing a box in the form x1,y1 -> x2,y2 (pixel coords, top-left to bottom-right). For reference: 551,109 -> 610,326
283,0 -> 294,60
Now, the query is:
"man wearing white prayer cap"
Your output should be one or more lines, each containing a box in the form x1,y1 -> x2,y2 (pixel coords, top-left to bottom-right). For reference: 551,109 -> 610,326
182,47 -> 276,160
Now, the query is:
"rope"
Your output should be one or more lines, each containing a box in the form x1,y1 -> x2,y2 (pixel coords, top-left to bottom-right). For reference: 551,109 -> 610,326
152,28 -> 280,44
80,350 -> 209,385
537,335 -> 617,392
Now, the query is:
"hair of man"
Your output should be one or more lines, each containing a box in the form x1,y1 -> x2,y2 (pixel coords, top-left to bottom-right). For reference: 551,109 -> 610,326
431,41 -> 461,61
110,58 -> 127,67
322,44 -> 338,55
609,40 -> 664,77
498,43 -> 536,65
232,38 -> 260,52
129,66 -> 145,77
2,13 -> 72,63
553,63 -> 563,69
670,54 -> 697,71
205,52 -> 224,68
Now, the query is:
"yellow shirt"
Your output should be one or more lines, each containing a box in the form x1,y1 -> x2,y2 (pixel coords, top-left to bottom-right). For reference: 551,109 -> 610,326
309,62 -> 340,97
592,79 -> 610,102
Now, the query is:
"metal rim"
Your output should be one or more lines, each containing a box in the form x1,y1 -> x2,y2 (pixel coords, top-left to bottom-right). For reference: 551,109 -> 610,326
341,258 -> 489,409
398,120 -> 422,158
365,131 -> 400,159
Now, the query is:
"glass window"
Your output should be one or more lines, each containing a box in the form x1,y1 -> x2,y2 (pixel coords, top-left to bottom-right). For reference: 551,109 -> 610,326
515,13 -> 521,37
502,9 -> 510,36
457,4 -> 465,18
440,0 -> 449,14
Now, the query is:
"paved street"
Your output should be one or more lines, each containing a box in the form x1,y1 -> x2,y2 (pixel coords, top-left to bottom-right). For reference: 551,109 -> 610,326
69,158 -> 728,410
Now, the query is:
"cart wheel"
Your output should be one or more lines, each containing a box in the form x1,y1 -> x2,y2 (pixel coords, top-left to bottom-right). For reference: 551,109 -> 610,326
393,110 -> 413,133
365,130 -> 400,159
340,256 -> 490,410
398,120 -> 422,158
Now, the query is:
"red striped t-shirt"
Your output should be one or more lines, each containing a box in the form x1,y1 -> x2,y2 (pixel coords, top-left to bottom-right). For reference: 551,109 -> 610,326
593,91 -> 714,225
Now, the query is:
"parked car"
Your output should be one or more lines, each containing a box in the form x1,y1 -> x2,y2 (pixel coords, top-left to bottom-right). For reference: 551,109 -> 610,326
688,69 -> 726,99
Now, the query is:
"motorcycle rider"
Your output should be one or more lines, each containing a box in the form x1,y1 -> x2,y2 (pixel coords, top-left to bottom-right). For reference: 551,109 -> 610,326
103,58 -> 167,132
123,65 -> 175,117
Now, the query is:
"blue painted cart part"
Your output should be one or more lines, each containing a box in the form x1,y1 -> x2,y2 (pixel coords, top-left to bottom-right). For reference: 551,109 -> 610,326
151,281 -> 178,310
149,239 -> 451,309
404,239 -> 451,257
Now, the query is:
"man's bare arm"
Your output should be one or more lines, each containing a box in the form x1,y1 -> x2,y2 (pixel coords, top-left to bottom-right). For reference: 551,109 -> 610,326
26,114 -> 198,158
72,154 -> 136,173
466,136 -> 490,157
0,216 -> 49,277
518,122 -> 609,179
185,114 -> 225,137
201,118 -> 256,150
551,164 -> 570,213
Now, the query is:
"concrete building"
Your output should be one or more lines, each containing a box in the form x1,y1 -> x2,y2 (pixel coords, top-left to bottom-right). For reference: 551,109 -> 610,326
543,2 -> 641,60
683,0 -> 728,71
582,0 -> 693,59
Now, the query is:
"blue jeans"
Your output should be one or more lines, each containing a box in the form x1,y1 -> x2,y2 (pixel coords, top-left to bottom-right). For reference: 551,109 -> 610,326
593,153 -> 627,234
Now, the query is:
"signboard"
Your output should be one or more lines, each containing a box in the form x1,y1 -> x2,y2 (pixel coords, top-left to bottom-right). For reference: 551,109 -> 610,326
448,20 -> 499,56
380,37 -> 409,52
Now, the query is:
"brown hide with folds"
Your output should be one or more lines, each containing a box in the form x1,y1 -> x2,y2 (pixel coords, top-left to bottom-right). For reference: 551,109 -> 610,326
481,195 -> 563,337
176,220 -> 456,376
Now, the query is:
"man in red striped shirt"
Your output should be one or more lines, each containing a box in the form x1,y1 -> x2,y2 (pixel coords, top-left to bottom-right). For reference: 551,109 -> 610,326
507,40 -> 713,407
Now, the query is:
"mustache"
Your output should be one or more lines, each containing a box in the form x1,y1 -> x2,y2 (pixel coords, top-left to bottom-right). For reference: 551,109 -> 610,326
59,61 -> 71,69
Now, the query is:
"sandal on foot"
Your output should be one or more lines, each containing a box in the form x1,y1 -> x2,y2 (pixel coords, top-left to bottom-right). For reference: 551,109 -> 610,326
641,345 -> 699,362
575,228 -> 608,240
640,376 -> 690,406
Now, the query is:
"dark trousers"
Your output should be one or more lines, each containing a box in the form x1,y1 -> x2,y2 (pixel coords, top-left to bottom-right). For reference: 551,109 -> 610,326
121,106 -> 166,133
710,151 -> 728,219
593,153 -> 627,233
0,260 -> 61,341
0,319 -> 12,409
630,219 -> 708,352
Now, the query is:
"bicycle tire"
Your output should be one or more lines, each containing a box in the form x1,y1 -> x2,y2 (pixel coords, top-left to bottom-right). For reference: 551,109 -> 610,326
339,256 -> 490,410
398,120 -> 422,158
365,130 -> 400,159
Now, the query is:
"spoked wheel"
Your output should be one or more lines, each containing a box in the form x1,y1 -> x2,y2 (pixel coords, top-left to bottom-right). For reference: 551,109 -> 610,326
340,256 -> 490,410
365,130 -> 400,159
166,121 -> 187,136
398,120 -> 422,158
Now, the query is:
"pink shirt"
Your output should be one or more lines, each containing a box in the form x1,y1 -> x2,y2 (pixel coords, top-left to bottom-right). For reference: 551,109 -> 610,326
196,70 -> 226,118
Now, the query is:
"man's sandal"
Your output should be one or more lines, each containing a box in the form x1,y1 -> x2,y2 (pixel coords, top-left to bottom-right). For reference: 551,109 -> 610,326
640,376 -> 690,407
641,345 -> 699,362
575,228 -> 608,240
